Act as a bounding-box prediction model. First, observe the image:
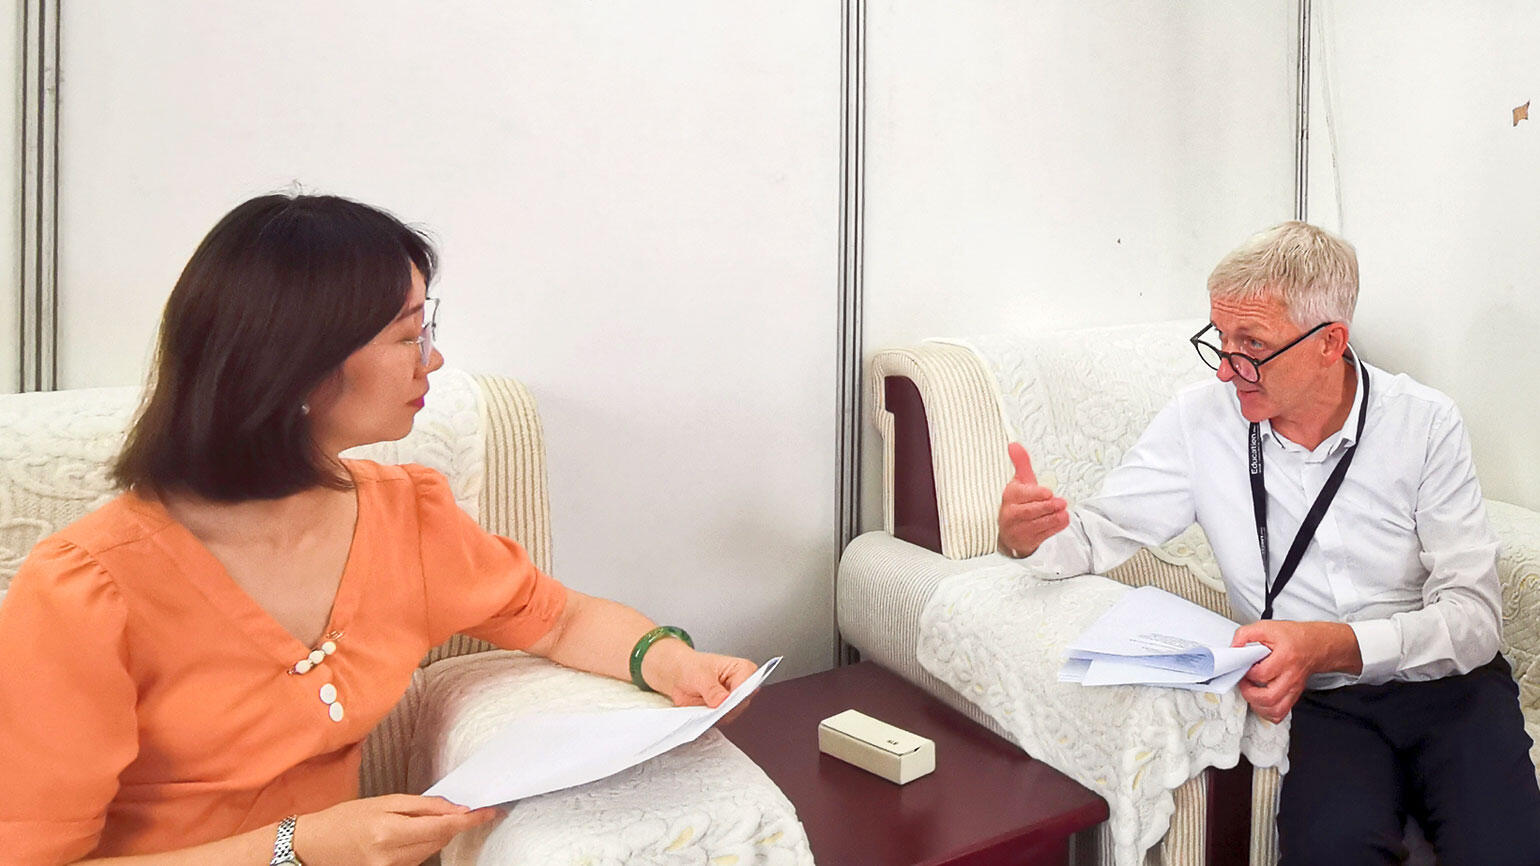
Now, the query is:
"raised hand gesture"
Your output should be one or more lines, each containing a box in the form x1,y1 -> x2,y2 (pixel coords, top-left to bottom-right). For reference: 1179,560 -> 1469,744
997,442 -> 1069,557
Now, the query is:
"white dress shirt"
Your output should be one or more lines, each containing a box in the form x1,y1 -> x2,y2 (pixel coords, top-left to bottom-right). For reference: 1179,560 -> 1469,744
1026,356 -> 1503,690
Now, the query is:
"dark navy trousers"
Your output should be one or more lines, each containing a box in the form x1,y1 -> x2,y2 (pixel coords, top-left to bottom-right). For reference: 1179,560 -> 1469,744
1277,654 -> 1540,866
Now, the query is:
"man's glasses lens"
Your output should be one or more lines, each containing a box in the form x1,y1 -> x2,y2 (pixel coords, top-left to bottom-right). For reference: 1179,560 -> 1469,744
1190,329 -> 1261,383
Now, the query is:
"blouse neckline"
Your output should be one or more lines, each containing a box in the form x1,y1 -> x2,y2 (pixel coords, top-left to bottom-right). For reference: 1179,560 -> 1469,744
122,472 -> 373,668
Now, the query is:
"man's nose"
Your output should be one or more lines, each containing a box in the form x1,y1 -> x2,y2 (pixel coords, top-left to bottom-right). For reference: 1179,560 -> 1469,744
1216,356 -> 1236,382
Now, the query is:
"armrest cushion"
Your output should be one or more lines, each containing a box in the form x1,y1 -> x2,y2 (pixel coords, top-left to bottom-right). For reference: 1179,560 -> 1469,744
870,344 -> 1013,560
916,564 -> 1288,866
411,651 -> 812,866
1487,498 -> 1540,776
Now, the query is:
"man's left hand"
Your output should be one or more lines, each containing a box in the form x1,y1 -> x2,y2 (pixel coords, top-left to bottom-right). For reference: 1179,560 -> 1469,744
1230,620 -> 1362,723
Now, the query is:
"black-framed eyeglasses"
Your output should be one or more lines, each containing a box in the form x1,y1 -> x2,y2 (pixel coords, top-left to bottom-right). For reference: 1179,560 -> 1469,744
1189,320 -> 1332,384
412,297 -> 439,367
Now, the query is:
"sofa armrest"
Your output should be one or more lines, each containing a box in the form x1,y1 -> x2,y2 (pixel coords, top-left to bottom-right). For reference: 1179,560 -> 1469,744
911,557 -> 1287,866
870,344 -> 1012,560
1489,499 -> 1540,677
1487,498 -> 1540,776
837,531 -> 1020,735
410,652 -> 812,866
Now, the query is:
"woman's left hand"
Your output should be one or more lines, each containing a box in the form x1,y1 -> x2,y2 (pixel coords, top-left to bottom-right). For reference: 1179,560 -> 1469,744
642,641 -> 758,708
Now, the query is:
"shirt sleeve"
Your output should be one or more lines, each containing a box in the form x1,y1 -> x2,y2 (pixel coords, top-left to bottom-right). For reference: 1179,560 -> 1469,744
408,465 -> 569,650
1026,395 -> 1199,578
0,538 -> 140,865
1350,404 -> 1503,684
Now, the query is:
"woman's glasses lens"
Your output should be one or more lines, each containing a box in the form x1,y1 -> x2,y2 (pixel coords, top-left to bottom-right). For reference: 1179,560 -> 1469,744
419,299 -> 439,366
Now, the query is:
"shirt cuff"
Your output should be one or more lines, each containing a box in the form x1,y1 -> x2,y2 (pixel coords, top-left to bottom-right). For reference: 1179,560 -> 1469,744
1349,618 -> 1401,684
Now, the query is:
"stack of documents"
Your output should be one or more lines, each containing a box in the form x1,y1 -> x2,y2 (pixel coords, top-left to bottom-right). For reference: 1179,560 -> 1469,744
1059,587 -> 1269,693
427,656 -> 781,808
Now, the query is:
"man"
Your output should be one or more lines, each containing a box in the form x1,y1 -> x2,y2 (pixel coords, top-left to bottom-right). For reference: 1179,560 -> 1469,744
997,222 -> 1540,864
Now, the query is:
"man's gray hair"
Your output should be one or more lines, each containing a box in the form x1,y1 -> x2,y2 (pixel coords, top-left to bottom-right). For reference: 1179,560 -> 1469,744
1207,221 -> 1359,327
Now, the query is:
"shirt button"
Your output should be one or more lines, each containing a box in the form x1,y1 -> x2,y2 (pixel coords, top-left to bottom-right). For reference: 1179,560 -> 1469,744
293,659 -> 314,675
321,640 -> 338,655
308,649 -> 326,666
319,683 -> 338,704
329,702 -> 345,723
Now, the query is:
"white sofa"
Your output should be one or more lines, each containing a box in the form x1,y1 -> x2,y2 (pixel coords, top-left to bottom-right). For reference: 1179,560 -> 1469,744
839,320 -> 1540,866
0,367 -> 812,866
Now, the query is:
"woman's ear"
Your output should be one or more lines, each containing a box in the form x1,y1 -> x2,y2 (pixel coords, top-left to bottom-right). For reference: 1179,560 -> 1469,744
303,369 -> 344,417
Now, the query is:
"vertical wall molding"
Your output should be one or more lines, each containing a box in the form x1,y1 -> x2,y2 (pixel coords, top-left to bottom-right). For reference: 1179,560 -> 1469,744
19,0 -> 59,392
1294,0 -> 1311,221
834,0 -> 865,665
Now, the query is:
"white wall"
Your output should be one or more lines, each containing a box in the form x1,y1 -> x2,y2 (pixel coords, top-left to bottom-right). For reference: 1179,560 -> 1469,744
860,1 -> 1298,529
1306,0 -> 1540,510
57,2 -> 841,676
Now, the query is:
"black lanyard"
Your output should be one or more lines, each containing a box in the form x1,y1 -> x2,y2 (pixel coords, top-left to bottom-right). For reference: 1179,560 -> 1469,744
1250,361 -> 1370,620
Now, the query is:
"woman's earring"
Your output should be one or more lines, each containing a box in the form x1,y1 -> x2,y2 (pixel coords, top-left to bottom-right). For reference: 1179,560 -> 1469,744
300,402 -> 310,416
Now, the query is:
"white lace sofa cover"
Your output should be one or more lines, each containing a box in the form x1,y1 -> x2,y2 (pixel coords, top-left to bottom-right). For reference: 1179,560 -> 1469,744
0,368 -> 810,866
841,319 -> 1540,866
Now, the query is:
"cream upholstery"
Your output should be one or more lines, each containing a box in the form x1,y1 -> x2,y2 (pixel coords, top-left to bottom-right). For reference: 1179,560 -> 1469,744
844,322 -> 1540,866
0,367 -> 809,865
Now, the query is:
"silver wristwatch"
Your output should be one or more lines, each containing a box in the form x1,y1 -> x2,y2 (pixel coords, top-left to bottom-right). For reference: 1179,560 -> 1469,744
270,815 -> 304,866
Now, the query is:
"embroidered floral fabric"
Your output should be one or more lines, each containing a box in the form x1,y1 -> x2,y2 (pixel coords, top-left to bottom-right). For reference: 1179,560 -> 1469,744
917,563 -> 1289,866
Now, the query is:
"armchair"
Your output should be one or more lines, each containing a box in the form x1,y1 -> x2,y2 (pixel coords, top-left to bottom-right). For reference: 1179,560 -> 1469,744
840,321 -> 1540,866
0,367 -> 811,865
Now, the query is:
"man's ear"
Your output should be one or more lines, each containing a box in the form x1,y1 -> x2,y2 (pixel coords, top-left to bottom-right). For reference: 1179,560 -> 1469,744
1321,322 -> 1351,363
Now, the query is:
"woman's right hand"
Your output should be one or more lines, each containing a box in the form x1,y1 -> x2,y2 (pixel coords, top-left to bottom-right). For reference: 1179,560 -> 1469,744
293,795 -> 500,865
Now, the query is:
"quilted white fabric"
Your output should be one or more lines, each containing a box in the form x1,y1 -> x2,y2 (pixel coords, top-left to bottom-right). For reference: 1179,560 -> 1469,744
916,563 -> 1289,866
0,367 -> 486,597
945,321 -> 1226,592
411,651 -> 814,866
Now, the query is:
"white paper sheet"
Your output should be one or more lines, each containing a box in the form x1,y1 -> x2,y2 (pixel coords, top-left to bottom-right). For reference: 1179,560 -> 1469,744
1060,587 -> 1268,693
426,656 -> 782,808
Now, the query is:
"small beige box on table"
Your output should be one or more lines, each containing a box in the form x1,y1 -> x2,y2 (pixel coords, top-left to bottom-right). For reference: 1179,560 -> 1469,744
817,709 -> 936,784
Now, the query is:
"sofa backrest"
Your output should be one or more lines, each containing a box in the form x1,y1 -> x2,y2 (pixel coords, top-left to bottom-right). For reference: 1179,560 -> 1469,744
871,319 -> 1229,589
0,366 -> 490,599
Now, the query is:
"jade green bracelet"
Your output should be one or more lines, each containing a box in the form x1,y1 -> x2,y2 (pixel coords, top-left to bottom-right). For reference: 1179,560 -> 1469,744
629,625 -> 694,692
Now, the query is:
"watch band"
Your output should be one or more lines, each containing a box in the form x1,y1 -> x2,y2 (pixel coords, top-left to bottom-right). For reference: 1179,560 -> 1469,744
270,815 -> 303,866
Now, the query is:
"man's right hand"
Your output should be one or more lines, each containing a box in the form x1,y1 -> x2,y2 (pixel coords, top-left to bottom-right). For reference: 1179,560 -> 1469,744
997,442 -> 1069,558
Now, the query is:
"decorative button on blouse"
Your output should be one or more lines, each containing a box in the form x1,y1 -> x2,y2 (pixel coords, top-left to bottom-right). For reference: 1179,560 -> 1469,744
289,633 -> 342,676
318,682 -> 344,722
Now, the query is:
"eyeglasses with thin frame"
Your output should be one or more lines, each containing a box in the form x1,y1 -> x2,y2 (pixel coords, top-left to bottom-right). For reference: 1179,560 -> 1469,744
411,297 -> 439,367
1189,320 -> 1332,384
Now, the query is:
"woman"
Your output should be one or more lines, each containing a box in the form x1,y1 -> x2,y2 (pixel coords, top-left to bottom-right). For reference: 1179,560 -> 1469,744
0,194 -> 758,865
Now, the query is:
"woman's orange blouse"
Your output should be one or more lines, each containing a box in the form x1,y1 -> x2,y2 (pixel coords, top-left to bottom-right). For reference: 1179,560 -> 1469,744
0,460 -> 568,864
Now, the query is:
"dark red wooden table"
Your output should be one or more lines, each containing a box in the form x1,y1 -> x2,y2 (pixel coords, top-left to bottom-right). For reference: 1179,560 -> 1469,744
720,661 -> 1108,866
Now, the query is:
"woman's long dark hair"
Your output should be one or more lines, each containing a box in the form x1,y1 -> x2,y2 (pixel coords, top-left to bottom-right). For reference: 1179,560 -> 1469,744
112,193 -> 436,501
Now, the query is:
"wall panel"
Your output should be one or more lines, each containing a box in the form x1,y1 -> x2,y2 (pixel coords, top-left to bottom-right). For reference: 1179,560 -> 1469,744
860,1 -> 1298,529
1307,0 -> 1540,509
57,1 -> 841,675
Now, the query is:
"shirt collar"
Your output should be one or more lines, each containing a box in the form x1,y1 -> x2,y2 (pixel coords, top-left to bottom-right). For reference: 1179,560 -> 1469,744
1257,347 -> 1367,459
